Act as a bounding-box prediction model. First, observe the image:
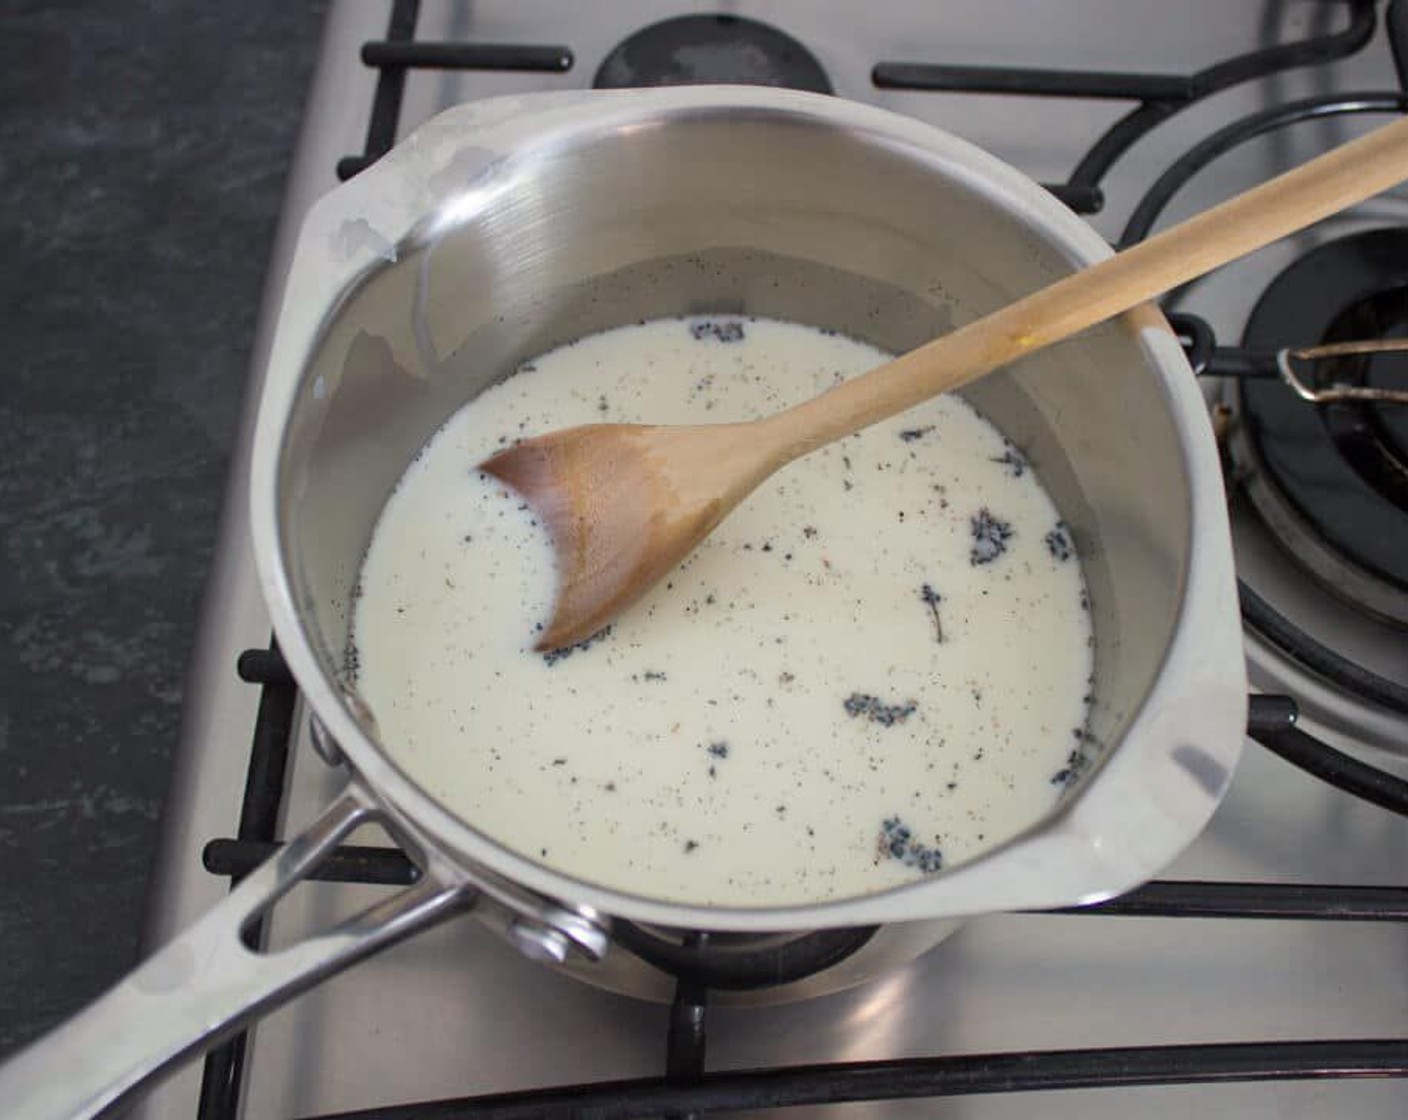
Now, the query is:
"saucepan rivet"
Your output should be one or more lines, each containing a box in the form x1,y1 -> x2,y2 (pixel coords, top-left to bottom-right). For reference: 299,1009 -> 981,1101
507,919 -> 573,965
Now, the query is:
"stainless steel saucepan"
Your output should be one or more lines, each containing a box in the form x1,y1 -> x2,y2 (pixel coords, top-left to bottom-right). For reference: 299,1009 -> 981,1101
0,87 -> 1246,1119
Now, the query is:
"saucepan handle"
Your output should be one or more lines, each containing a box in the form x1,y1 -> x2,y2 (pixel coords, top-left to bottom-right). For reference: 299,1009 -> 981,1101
0,791 -> 476,1120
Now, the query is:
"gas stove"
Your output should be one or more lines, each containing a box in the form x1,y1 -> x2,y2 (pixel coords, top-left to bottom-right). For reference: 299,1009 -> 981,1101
132,3 -> 1407,1118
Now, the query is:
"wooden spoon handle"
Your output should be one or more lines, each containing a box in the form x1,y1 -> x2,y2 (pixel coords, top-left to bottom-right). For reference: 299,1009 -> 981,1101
760,112 -> 1408,461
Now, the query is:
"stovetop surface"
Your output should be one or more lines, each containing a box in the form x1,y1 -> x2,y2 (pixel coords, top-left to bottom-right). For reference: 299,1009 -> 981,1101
135,3 -> 1408,1117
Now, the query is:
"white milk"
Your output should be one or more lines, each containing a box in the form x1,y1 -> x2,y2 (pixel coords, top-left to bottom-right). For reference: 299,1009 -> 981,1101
352,317 -> 1093,907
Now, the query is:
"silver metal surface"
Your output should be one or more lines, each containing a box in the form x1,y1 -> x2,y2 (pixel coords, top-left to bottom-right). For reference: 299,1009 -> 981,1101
129,3 -> 1408,1119
507,920 -> 573,966
308,713 -> 345,766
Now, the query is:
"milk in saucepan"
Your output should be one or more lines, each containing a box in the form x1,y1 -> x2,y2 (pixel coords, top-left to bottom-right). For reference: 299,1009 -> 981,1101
351,317 -> 1093,907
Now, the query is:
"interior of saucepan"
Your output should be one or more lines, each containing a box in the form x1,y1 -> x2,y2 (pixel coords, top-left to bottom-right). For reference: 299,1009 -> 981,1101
274,106 -> 1190,882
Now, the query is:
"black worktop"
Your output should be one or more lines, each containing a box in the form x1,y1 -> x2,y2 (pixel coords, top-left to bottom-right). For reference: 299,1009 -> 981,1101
0,0 -> 326,1056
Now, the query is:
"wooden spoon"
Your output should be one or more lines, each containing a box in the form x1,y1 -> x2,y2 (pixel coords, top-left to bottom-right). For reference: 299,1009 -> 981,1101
482,113 -> 1408,651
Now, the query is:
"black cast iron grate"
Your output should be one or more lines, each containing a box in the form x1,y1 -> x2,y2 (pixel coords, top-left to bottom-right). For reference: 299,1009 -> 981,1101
873,0 -> 1382,217
194,2 -> 1408,1116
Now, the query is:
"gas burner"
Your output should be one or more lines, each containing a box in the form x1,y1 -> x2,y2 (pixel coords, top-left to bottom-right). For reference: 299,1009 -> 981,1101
593,14 -> 832,94
1238,228 -> 1408,627
612,923 -> 876,994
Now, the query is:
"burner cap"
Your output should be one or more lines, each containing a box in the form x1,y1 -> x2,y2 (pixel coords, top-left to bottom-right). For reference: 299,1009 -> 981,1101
594,14 -> 833,94
1239,227 -> 1408,626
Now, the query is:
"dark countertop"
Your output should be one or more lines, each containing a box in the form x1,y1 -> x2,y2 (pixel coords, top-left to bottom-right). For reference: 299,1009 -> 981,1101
0,0 -> 326,1056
